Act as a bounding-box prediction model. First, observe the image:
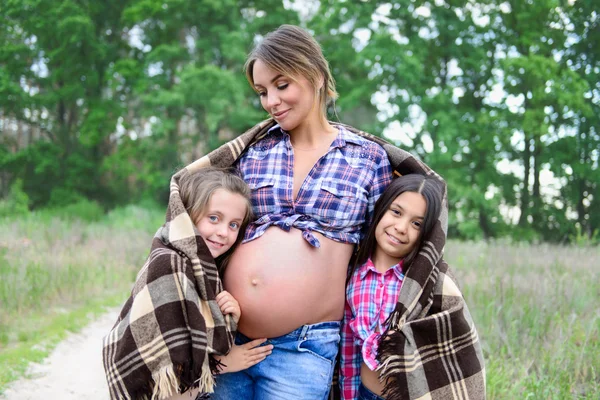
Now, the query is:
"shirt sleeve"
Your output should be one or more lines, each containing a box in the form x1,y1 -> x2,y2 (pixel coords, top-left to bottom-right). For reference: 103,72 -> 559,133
339,298 -> 361,400
365,147 -> 393,227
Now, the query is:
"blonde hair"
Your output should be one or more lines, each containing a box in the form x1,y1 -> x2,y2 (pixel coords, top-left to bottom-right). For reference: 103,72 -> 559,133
245,24 -> 338,117
179,167 -> 253,267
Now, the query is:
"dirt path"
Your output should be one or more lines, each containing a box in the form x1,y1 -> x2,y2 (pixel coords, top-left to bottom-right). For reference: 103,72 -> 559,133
1,309 -> 119,400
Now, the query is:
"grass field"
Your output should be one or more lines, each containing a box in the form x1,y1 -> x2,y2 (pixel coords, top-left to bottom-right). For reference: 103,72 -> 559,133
0,205 -> 164,392
0,209 -> 598,398
445,241 -> 599,399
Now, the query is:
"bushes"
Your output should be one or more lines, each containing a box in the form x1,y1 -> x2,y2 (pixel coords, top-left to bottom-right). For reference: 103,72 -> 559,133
0,179 -> 30,218
49,199 -> 106,222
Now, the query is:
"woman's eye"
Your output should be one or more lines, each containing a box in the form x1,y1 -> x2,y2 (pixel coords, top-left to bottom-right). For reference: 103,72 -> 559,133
390,209 -> 400,216
257,91 -> 266,97
277,83 -> 288,90
412,221 -> 422,229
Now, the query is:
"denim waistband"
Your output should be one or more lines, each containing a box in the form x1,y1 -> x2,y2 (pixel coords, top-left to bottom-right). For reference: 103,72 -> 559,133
238,321 -> 341,344
358,383 -> 385,400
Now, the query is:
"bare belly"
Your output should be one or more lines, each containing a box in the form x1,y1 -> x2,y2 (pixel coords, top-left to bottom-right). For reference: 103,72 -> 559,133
361,362 -> 385,397
223,227 -> 352,338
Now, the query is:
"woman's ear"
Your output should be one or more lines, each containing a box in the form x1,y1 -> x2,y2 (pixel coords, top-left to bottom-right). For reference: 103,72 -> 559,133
317,74 -> 325,91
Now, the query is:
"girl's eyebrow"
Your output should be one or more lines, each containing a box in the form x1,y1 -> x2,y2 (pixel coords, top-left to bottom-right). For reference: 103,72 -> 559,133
391,202 -> 425,219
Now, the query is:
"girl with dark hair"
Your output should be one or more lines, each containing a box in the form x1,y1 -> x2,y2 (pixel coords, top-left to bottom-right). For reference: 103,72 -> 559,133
340,174 -> 443,400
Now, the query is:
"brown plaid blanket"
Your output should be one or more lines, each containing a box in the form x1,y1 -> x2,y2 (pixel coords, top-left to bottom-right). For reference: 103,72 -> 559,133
186,118 -> 485,399
104,118 -> 485,399
102,168 -> 237,399
205,118 -> 485,400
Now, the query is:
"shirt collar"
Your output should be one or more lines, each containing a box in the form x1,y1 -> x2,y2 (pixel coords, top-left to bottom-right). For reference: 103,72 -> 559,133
268,124 -> 365,147
359,257 -> 404,281
332,125 -> 365,148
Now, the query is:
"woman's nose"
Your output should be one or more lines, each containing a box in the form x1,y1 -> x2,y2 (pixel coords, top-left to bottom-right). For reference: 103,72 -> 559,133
266,91 -> 281,108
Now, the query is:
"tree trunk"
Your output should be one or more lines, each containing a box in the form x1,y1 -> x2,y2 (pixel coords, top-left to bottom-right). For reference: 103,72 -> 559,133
518,135 -> 531,226
531,134 -> 542,228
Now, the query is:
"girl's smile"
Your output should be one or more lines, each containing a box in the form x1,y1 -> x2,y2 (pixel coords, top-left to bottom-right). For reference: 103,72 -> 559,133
373,191 -> 426,269
194,189 -> 248,258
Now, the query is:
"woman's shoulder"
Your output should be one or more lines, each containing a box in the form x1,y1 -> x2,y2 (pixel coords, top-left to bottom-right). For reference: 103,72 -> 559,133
337,126 -> 389,164
241,125 -> 285,156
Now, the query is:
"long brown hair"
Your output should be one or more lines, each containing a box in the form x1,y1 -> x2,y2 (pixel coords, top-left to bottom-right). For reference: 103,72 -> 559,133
349,174 -> 443,281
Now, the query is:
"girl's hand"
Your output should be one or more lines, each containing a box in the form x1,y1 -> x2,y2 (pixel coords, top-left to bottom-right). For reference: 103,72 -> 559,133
215,339 -> 274,373
216,290 -> 241,324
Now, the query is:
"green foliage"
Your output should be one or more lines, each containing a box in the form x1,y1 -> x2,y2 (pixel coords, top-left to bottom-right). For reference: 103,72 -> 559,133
0,0 -> 597,244
49,199 -> 106,222
570,225 -> 600,247
0,179 -> 30,218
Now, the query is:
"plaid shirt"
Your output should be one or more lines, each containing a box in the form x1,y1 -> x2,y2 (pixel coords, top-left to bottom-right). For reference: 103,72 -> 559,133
236,125 -> 392,247
340,258 -> 405,400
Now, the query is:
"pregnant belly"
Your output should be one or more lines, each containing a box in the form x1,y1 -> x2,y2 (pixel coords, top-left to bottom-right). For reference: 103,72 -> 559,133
223,227 -> 353,339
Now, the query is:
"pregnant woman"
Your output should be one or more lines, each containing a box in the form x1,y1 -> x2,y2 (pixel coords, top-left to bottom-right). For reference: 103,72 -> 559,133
174,24 -> 484,400
211,25 -> 392,399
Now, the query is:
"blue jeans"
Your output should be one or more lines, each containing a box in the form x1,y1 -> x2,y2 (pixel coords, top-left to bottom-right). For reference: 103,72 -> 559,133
358,383 -> 386,400
211,321 -> 341,400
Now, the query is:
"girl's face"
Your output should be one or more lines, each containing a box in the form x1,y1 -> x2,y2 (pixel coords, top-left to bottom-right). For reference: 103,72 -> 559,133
374,191 -> 427,267
252,59 -> 319,132
194,189 -> 248,258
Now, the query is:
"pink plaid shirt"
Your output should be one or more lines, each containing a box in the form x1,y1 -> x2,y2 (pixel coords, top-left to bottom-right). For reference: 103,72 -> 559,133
340,258 -> 405,400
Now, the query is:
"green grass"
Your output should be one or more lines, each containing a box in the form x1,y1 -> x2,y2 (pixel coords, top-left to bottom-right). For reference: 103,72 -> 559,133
0,209 -> 598,398
446,241 -> 600,399
0,294 -> 124,391
0,204 -> 164,393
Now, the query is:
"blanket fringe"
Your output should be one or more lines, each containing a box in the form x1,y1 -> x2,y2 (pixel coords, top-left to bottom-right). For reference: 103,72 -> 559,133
151,364 -> 180,400
196,356 -> 215,393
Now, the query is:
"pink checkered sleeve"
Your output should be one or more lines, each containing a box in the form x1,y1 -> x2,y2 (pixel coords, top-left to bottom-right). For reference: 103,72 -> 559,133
339,299 -> 361,400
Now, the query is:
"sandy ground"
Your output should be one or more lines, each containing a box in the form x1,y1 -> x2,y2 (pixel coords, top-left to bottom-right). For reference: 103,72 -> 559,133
1,309 -> 119,400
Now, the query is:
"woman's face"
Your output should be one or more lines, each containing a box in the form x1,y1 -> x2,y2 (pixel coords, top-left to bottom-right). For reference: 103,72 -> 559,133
252,59 -> 319,132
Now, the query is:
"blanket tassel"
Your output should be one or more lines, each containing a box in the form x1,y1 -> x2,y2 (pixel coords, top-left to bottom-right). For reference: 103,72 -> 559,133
151,364 -> 179,400
196,357 -> 215,394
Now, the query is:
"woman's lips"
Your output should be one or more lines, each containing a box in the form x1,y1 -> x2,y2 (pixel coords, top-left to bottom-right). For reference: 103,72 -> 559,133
273,109 -> 290,120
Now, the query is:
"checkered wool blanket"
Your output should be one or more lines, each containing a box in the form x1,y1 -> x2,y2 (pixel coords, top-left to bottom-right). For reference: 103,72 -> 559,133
187,118 -> 485,399
104,117 -> 485,399
102,168 -> 237,399
375,241 -> 486,400
207,118 -> 484,400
